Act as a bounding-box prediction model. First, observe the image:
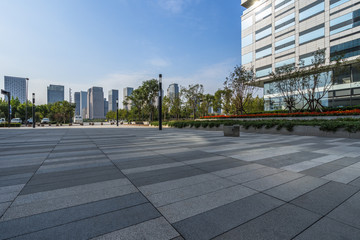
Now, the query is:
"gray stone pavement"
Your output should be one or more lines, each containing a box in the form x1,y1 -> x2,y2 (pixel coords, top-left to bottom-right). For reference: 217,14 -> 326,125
1,126 -> 360,239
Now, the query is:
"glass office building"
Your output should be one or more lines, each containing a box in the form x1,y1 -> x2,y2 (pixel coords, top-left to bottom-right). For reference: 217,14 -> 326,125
241,0 -> 360,110
47,85 -> 64,104
4,76 -> 27,103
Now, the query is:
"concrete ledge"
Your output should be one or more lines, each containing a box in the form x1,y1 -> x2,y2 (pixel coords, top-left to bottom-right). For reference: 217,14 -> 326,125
164,124 -> 360,139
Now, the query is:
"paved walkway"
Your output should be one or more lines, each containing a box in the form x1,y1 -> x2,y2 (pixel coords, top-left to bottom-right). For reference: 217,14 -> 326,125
1,127 -> 360,239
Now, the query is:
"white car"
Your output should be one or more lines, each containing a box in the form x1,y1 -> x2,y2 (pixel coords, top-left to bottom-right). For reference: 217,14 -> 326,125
11,118 -> 22,124
0,118 -> 6,123
73,115 -> 83,124
41,118 -> 50,124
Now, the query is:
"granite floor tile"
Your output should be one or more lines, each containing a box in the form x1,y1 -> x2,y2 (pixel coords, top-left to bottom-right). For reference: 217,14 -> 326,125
213,204 -> 321,240
291,181 -> 359,215
158,185 -> 257,223
173,193 -> 283,240
294,217 -> 360,240
92,217 -> 179,240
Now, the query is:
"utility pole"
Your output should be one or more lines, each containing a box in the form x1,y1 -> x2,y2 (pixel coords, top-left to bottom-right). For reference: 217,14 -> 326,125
158,74 -> 162,131
32,93 -> 35,128
69,88 -> 72,124
25,78 -> 29,126
116,99 -> 119,126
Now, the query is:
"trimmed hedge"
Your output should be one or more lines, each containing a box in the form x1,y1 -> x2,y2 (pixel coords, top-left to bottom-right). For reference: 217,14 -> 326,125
151,119 -> 360,133
0,123 -> 21,127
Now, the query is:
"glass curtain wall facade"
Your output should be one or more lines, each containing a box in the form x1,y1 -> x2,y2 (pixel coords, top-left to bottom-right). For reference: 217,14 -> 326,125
241,0 -> 360,111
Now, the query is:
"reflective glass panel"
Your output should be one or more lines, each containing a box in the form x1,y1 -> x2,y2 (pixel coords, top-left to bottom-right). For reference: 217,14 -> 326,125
299,27 -> 324,44
299,2 -> 324,21
256,47 -> 272,59
256,67 -> 272,78
275,58 -> 295,68
242,34 -> 253,48
255,7 -> 271,21
275,0 -> 294,11
256,26 -> 272,40
242,17 -> 253,31
330,0 -> 350,9
275,13 -> 295,33
242,52 -> 253,65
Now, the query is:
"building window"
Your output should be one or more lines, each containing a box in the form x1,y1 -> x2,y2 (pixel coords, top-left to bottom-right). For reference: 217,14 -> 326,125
256,4 -> 272,22
242,16 -> 253,31
242,34 -> 253,48
275,13 -> 295,33
256,44 -> 272,59
256,65 -> 272,78
275,35 -> 295,54
242,52 -> 253,65
330,0 -> 350,9
275,0 -> 294,12
353,63 -> 360,82
299,0 -> 324,21
275,57 -> 295,69
299,24 -> 324,44
255,24 -> 272,41
330,10 -> 360,35
330,38 -> 360,60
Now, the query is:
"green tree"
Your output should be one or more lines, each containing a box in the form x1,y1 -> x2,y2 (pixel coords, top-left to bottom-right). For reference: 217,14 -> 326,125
106,110 -> 116,121
181,84 -> 204,120
224,65 -> 256,115
162,96 -> 170,121
170,96 -> 182,120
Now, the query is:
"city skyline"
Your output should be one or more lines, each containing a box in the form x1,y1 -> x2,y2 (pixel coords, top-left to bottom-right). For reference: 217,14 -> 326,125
0,0 -> 244,105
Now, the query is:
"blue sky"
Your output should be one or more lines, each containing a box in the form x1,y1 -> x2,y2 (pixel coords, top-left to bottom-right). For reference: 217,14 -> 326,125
0,0 -> 244,104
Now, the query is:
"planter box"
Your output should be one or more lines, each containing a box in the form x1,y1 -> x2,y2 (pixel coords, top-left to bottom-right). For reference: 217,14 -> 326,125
241,125 -> 360,139
223,125 -> 240,137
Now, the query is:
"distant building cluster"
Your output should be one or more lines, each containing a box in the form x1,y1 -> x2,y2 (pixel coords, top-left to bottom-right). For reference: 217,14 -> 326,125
3,76 -> 180,120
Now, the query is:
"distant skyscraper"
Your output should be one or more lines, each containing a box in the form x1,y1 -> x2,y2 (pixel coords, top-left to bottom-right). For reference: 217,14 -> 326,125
108,89 -> 119,112
87,87 -> 104,119
47,85 -> 64,104
104,98 -> 108,117
74,92 -> 80,116
80,91 -> 87,118
4,76 -> 26,103
167,83 -> 179,101
123,87 -> 133,110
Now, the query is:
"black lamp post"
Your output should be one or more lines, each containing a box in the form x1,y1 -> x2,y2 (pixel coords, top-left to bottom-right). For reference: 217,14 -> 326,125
158,74 -> 162,131
32,93 -> 35,128
1,90 -> 10,128
116,98 -> 119,126
25,78 -> 29,126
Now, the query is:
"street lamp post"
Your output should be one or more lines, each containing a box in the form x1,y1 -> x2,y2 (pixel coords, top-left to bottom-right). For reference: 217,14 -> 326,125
158,74 -> 162,131
116,99 -> 119,126
25,78 -> 29,126
1,90 -> 10,128
32,93 -> 35,128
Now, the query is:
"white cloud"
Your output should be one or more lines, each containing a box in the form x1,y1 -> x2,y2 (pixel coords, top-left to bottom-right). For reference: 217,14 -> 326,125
149,58 -> 171,67
165,59 -> 237,94
157,0 -> 189,14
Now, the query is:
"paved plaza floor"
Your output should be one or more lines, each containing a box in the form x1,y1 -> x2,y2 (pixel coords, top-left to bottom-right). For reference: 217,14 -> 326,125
1,126 -> 360,239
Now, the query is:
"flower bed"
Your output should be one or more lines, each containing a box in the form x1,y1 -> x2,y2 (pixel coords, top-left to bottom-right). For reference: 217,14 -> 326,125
201,109 -> 360,119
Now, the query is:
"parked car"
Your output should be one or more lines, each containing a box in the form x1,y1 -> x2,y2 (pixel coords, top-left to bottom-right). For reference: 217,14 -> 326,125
73,115 -> 83,124
0,118 -> 6,124
27,118 -> 33,124
11,118 -> 22,124
41,118 -> 50,124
